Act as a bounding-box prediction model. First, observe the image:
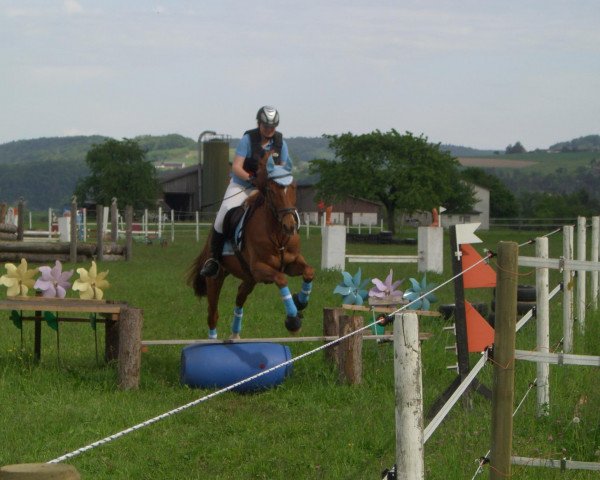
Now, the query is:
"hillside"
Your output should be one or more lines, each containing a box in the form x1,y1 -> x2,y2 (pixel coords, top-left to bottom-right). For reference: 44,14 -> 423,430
1,134 -> 597,210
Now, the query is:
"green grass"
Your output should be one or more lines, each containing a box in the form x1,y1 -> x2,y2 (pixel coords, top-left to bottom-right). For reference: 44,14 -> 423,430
474,150 -> 599,175
0,228 -> 599,479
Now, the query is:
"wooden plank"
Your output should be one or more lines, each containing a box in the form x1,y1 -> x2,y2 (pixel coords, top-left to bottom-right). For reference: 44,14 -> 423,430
0,297 -> 124,314
346,254 -> 418,264
341,304 -> 441,316
515,350 -> 600,367
142,333 -> 432,346
512,456 -> 600,471
519,255 -> 600,272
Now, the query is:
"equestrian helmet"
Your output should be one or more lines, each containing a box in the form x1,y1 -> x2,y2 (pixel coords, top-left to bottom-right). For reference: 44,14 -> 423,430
256,106 -> 279,127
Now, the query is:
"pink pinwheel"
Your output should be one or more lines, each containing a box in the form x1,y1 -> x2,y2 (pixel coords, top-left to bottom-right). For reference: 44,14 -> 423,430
34,260 -> 73,298
369,269 -> 404,302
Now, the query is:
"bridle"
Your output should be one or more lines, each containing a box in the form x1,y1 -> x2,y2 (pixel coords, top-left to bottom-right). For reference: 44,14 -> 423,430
263,181 -> 300,236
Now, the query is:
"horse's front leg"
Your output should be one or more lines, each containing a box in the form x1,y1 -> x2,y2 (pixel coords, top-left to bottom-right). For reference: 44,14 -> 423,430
229,280 -> 256,340
285,254 -> 315,312
252,262 -> 302,334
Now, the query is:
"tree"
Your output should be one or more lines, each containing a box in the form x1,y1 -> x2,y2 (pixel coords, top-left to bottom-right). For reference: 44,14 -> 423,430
505,141 -> 526,154
461,167 -> 519,218
75,138 -> 161,209
309,130 -> 475,233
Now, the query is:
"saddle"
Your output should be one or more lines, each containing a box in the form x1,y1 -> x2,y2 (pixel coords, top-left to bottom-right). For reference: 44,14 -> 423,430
222,205 -> 251,255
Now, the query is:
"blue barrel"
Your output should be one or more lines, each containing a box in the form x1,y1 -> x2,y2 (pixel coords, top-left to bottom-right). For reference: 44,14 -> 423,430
180,342 -> 293,393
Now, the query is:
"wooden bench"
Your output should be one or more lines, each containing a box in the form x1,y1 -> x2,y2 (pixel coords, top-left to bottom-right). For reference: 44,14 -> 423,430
0,297 -> 143,389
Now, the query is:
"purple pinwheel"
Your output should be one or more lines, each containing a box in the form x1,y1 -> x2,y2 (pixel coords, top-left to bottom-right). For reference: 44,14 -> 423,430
34,260 -> 73,298
368,269 -> 405,302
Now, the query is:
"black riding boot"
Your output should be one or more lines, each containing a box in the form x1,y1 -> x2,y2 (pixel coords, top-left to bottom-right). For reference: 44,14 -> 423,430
200,229 -> 226,278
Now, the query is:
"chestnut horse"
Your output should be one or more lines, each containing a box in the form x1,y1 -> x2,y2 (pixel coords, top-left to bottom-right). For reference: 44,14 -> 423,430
187,154 -> 314,339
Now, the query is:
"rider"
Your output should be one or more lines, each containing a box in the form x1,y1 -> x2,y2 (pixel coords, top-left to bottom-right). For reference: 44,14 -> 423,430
200,105 -> 292,278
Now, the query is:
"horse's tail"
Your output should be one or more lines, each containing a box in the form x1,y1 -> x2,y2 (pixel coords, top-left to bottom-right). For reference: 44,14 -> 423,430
186,236 -> 210,298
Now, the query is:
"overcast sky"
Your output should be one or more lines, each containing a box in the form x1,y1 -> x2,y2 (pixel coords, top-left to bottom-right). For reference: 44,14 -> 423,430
1,0 -> 599,150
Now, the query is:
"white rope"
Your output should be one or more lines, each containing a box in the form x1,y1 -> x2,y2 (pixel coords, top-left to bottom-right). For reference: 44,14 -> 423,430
48,250 -> 496,464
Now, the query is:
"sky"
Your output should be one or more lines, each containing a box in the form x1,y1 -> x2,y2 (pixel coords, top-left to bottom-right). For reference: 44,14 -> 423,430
1,0 -> 599,150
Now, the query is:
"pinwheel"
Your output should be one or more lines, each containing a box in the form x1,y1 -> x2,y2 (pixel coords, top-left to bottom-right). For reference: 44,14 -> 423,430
368,269 -> 405,303
0,258 -> 38,297
333,268 -> 370,306
34,260 -> 73,298
403,275 -> 438,311
72,261 -> 110,300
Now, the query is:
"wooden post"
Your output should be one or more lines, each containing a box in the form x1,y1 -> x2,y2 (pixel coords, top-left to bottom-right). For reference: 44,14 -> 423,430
34,310 -> 42,362
563,225 -> 574,352
0,463 -> 80,479
535,237 -> 550,416
489,241 -> 518,480
195,211 -> 200,242
125,205 -> 133,261
96,205 -> 104,262
576,216 -> 586,331
110,198 -> 118,244
337,314 -> 362,385
105,317 -> 119,362
322,307 -> 341,366
591,216 -> 599,309
69,197 -> 77,263
118,306 -> 143,390
394,312 -> 424,480
16,198 -> 24,241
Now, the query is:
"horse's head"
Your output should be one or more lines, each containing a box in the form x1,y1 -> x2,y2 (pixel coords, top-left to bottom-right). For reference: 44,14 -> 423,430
256,154 -> 299,236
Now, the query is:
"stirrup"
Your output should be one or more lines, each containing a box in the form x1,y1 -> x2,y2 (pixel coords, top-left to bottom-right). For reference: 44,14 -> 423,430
200,258 -> 220,278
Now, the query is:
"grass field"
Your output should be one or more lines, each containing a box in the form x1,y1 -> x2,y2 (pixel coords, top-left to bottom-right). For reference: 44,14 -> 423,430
0,227 -> 598,479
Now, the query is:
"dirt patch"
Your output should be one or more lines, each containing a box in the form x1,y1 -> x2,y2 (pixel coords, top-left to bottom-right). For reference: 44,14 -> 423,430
458,157 -> 538,168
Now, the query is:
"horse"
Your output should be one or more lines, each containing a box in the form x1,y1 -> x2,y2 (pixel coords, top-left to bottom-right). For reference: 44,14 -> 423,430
187,153 -> 315,340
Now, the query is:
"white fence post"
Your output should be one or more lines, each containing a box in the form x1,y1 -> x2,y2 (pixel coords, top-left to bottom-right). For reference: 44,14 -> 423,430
563,225 -> 574,353
170,209 -> 175,243
591,216 -> 599,309
536,237 -> 550,416
195,211 -> 200,242
158,206 -> 163,239
577,217 -> 586,331
48,207 -> 52,239
394,312 -> 424,479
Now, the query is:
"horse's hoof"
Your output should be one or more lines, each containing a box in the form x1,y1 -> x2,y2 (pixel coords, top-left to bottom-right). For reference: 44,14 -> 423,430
285,315 -> 302,333
228,333 -> 241,341
292,293 -> 308,311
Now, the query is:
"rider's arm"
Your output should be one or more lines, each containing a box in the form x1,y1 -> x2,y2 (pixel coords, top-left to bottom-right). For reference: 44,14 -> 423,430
231,154 -> 253,181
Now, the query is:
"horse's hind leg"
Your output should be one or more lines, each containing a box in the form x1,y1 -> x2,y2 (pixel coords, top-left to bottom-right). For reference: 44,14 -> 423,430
206,275 -> 225,339
229,280 -> 256,340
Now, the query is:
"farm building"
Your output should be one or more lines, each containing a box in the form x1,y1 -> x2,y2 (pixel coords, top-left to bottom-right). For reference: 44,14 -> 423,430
440,184 -> 490,230
296,181 -> 382,226
158,134 -> 230,219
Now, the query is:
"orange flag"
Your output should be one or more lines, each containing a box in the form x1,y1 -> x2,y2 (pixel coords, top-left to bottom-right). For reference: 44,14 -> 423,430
461,244 -> 497,288
465,301 -> 495,353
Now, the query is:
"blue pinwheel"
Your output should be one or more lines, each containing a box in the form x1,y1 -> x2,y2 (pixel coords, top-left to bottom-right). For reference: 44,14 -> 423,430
402,275 -> 438,311
333,268 -> 371,306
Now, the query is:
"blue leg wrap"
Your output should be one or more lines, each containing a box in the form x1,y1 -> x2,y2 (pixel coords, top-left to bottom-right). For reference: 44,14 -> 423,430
231,306 -> 243,334
279,286 -> 298,317
208,328 -> 218,339
297,280 -> 313,305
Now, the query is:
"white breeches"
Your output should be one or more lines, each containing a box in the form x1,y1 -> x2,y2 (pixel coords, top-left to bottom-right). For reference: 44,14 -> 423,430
214,180 -> 254,234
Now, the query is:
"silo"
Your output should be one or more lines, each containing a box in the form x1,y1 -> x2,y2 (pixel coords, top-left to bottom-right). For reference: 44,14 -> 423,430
200,135 -> 231,217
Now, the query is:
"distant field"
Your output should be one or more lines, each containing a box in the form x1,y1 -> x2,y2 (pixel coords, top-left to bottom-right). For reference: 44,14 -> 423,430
458,157 -> 538,168
459,151 -> 598,174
